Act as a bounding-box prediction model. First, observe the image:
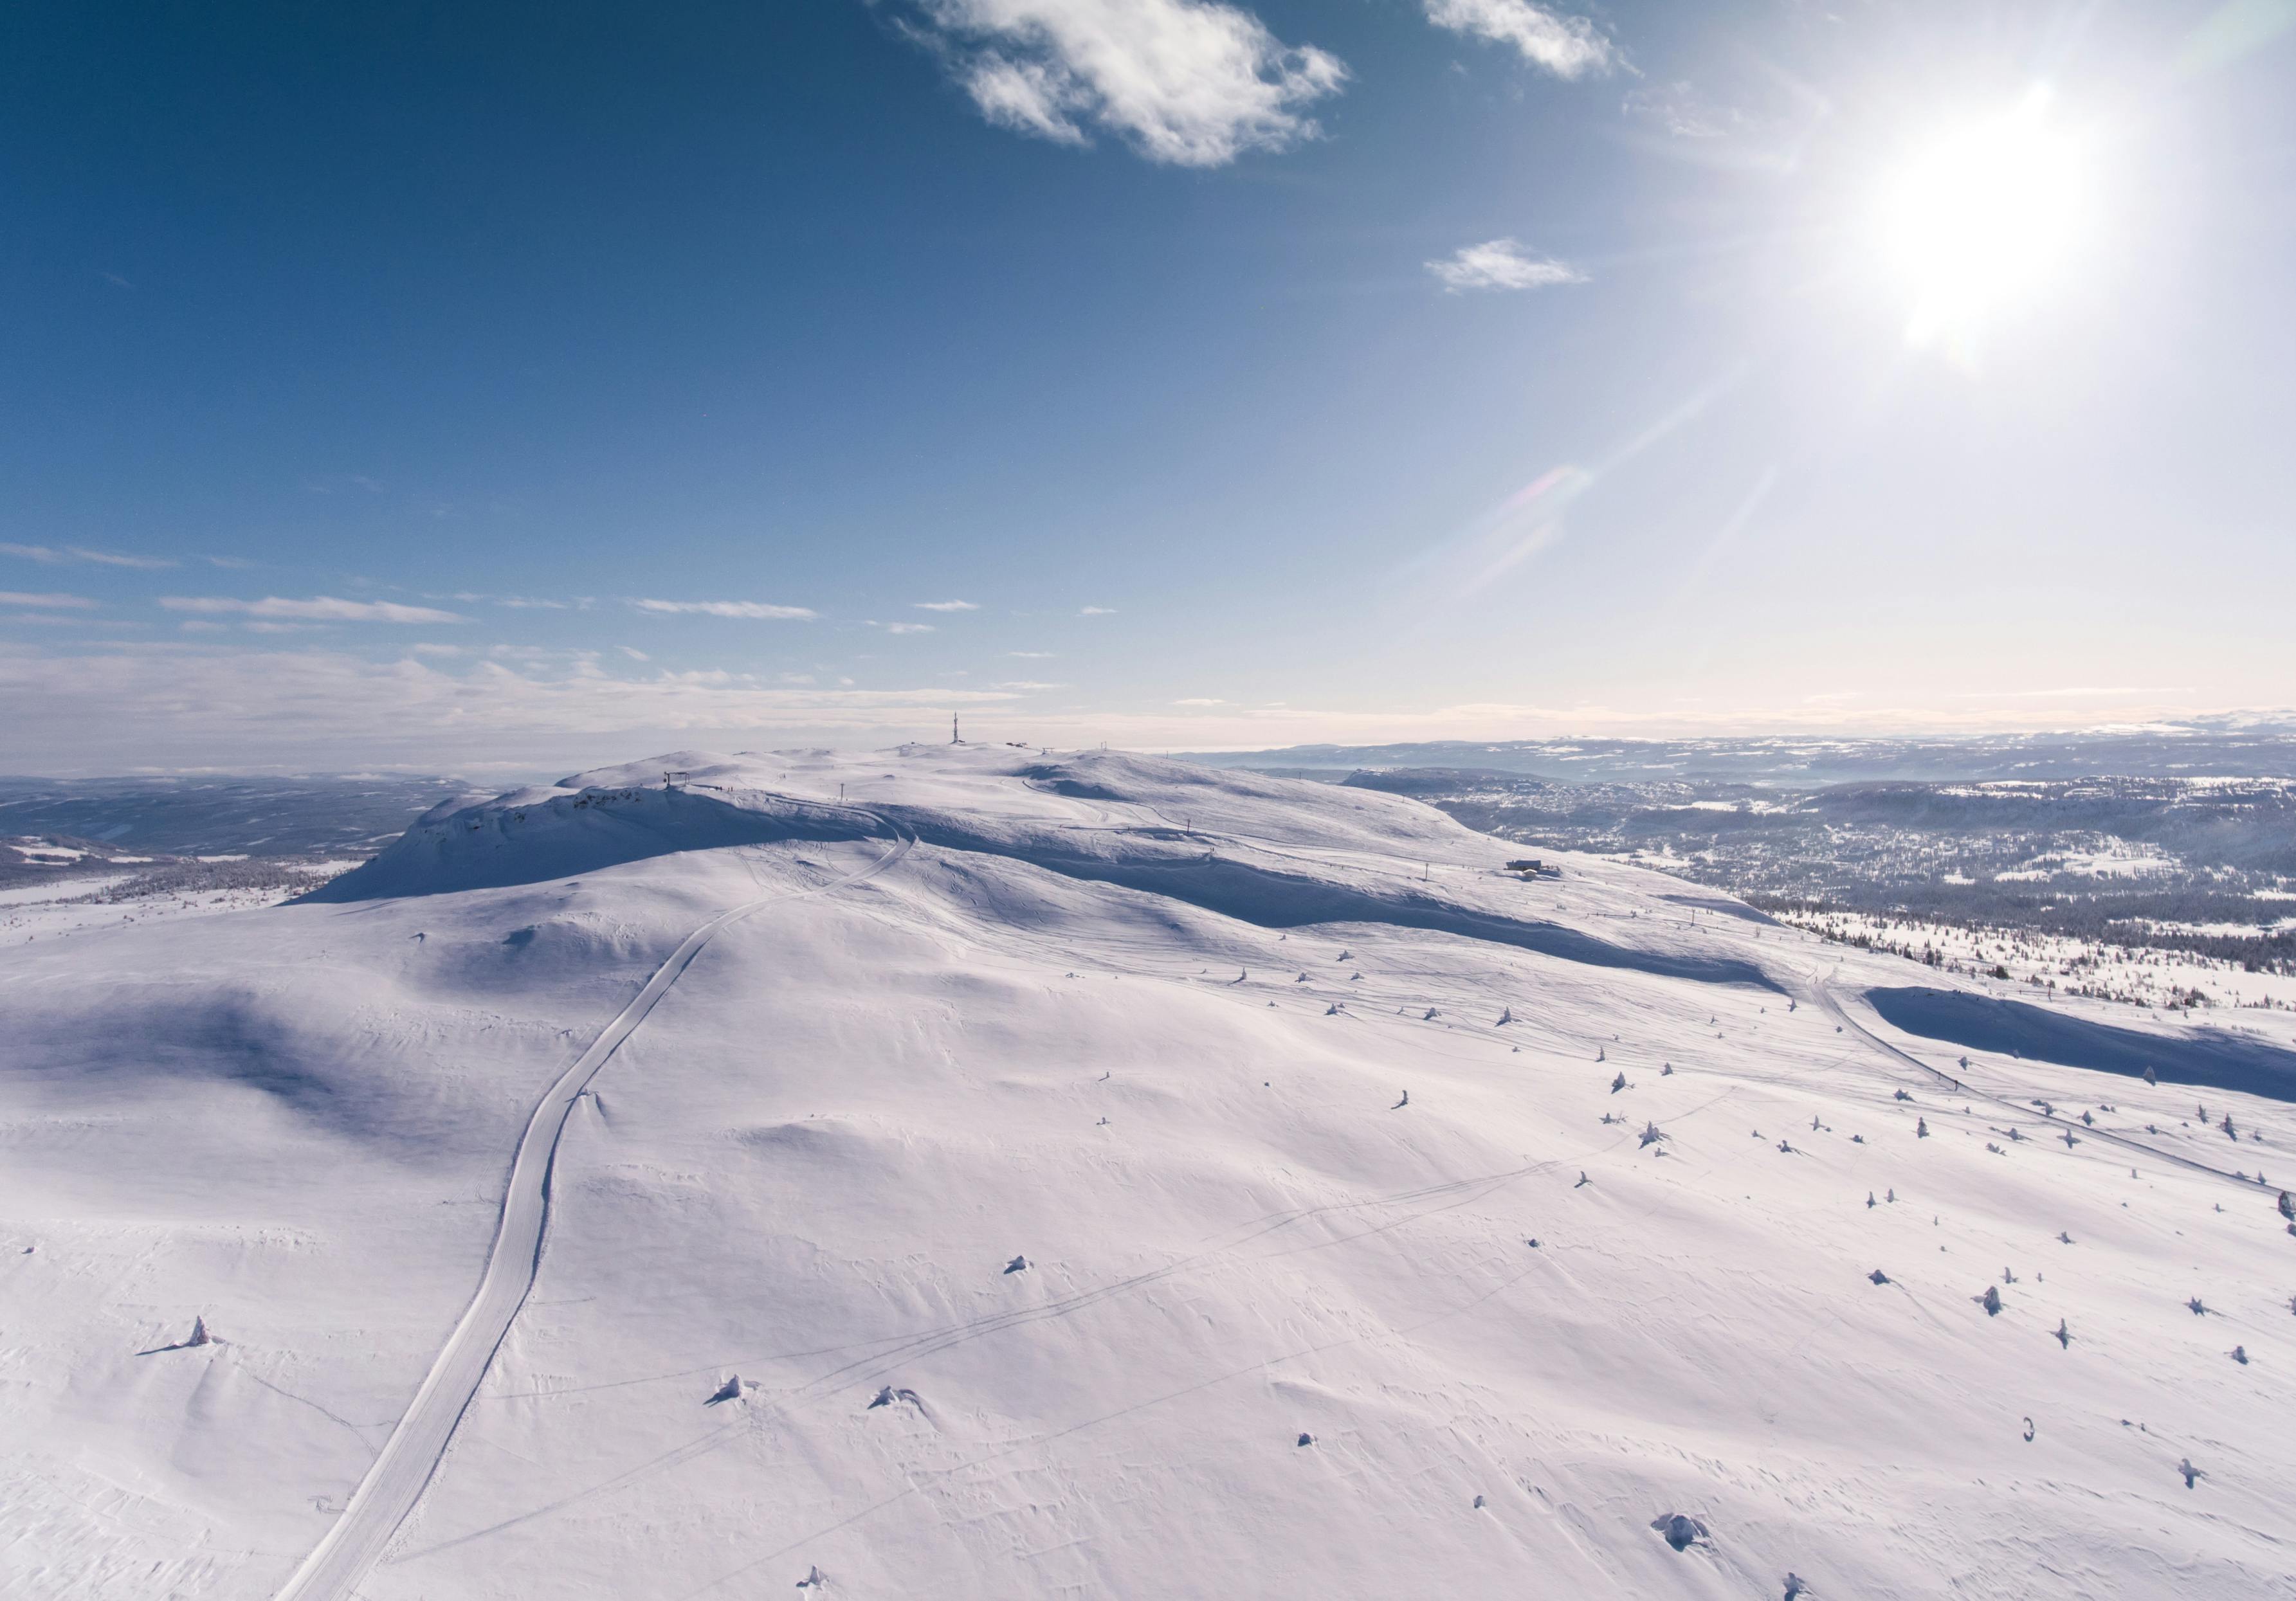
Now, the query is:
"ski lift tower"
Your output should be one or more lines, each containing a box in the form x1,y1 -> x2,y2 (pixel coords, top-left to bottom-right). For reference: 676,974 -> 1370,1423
951,713 -> 962,745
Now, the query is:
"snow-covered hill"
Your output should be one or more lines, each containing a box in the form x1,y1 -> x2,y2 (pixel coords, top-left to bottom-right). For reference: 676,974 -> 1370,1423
5,746 -> 2293,1600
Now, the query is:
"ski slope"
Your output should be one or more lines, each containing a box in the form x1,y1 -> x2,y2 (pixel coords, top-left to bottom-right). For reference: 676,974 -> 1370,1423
4,746 -> 2293,1600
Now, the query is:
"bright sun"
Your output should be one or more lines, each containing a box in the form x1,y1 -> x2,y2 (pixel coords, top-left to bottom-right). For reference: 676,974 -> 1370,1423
1875,88 -> 2090,347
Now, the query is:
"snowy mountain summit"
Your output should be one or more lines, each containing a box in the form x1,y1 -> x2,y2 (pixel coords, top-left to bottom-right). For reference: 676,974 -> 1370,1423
6,746 -> 2293,1599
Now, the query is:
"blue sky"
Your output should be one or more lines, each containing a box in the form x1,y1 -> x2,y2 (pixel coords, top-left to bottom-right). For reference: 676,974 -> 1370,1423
3,1 -> 2291,773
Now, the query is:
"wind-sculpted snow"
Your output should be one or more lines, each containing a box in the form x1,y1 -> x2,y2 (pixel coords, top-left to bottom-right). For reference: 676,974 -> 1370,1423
925,842 -> 1781,990
1868,986 -> 2296,1102
6,745 -> 2295,1601
305,781 -> 880,902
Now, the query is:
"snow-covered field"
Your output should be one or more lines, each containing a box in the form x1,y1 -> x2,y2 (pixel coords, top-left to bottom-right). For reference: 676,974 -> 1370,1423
4,748 -> 2293,1600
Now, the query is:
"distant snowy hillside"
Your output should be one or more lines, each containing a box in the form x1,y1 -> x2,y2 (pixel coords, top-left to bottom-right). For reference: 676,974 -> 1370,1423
6,746 -> 2293,1600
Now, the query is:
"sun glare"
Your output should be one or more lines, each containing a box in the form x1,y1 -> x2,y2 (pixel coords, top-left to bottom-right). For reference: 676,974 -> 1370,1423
1876,88 -> 2090,347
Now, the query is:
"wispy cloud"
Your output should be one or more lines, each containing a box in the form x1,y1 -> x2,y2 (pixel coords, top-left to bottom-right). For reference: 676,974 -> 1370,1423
497,596 -> 570,610
631,599 -> 817,620
994,679 -> 1067,690
74,547 -> 178,569
159,595 -> 469,623
1079,605 -> 1116,615
1422,0 -> 1620,78
870,620 -> 937,634
1623,81 -> 1736,140
1949,686 -> 2196,700
902,0 -> 1346,167
1174,696 -> 1228,705
913,599 -> 979,612
618,645 -> 650,661
1008,649 -> 1056,658
2,542 -> 179,569
0,646 -> 1028,770
0,591 -> 99,609
1401,372 -> 1740,599
204,555 -> 259,570
1426,239 -> 1587,293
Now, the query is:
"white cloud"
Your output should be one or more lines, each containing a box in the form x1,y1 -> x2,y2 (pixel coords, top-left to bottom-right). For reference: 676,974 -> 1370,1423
1426,238 -> 1587,293
1008,649 -> 1055,658
1174,696 -> 1228,705
179,619 -> 231,633
159,595 -> 468,624
1079,605 -> 1116,615
631,599 -> 817,620
870,620 -> 937,635
618,645 -> 650,661
497,596 -> 569,610
913,599 -> 980,611
241,620 -> 331,634
1422,0 -> 1619,78
995,679 -> 1067,691
780,672 -> 816,685
0,591 -> 98,609
961,54 -> 1089,145
204,555 -> 258,569
2,543 -> 179,569
412,643 -> 464,656
907,0 -> 1346,167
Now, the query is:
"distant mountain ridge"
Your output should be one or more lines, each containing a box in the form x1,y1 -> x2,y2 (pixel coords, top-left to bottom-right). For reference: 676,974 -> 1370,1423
1179,717 -> 2296,786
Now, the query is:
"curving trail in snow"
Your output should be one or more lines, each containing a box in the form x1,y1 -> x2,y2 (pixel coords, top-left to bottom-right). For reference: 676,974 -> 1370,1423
271,810 -> 910,1601
1802,959 -> 2256,1190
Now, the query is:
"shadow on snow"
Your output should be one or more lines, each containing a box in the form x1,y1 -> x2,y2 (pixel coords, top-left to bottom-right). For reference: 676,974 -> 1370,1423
1868,985 -> 2296,1103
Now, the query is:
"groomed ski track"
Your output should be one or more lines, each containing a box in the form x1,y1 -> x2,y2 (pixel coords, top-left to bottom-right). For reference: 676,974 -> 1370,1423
271,810 -> 911,1601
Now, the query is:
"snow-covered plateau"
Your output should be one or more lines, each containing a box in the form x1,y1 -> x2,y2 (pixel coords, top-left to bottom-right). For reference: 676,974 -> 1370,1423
5,747 -> 2293,1600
